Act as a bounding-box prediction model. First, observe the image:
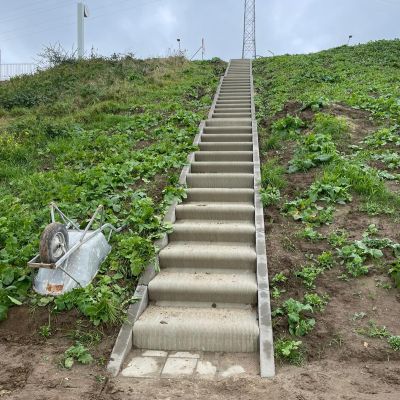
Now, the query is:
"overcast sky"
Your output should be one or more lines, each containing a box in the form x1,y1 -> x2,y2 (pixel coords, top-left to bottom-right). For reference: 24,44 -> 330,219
0,0 -> 399,63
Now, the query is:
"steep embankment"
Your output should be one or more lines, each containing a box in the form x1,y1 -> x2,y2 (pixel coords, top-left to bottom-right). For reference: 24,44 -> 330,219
254,39 -> 400,372
0,56 -> 225,393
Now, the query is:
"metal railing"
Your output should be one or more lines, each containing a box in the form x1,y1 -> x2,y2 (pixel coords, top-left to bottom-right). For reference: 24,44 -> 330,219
0,63 -> 39,81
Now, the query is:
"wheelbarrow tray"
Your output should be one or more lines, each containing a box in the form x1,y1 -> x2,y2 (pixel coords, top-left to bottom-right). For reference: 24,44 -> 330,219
32,230 -> 111,296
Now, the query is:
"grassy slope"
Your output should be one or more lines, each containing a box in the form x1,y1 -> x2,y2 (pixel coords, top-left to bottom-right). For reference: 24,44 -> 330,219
0,56 -> 225,324
254,40 -> 400,365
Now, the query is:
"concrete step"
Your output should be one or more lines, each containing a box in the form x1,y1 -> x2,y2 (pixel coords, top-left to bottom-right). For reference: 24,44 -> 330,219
217,96 -> 251,101
199,142 -> 253,151
222,81 -> 250,85
132,305 -> 259,352
194,151 -> 253,162
169,220 -> 255,243
186,173 -> 254,188
221,84 -> 251,88
203,126 -> 252,134
206,119 -> 252,127
214,107 -> 251,113
213,113 -> 252,119
175,203 -> 255,221
191,161 -> 253,173
201,134 -> 253,142
148,271 -> 257,304
159,242 -> 257,271
215,104 -> 251,109
220,89 -> 251,94
216,100 -> 251,105
186,188 -> 254,203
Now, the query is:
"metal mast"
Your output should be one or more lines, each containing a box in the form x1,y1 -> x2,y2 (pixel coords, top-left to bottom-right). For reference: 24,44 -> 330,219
242,0 -> 256,59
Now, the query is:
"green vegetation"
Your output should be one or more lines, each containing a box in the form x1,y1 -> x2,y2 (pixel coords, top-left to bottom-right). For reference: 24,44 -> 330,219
62,341 -> 93,369
255,40 -> 400,364
274,339 -> 303,365
0,55 -> 224,322
388,335 -> 400,351
274,298 -> 315,336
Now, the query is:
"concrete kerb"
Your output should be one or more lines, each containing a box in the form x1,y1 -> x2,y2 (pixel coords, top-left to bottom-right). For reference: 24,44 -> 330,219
107,116 -> 208,376
250,60 -> 276,378
207,62 -> 229,120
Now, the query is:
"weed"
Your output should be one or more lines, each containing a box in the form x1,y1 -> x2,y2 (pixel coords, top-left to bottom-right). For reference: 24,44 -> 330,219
316,251 -> 335,269
304,293 -> 329,312
272,272 -> 288,285
274,298 -> 315,336
314,113 -> 349,139
298,226 -> 324,241
275,338 -> 304,365
388,335 -> 400,351
271,115 -> 304,139
295,265 -> 324,289
364,127 -> 400,148
260,186 -> 281,207
388,260 -> 400,288
62,342 -> 93,369
356,320 -> 391,339
288,131 -> 338,173
38,324 -> 52,338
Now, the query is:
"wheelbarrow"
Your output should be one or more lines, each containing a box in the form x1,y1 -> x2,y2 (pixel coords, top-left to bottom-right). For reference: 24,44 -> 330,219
28,203 -> 123,296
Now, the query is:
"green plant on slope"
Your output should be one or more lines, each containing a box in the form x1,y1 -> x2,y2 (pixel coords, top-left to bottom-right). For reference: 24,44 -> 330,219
272,115 -> 305,138
260,186 -> 281,207
283,174 -> 352,226
274,298 -> 315,336
313,113 -> 349,139
315,251 -> 335,269
356,320 -> 391,339
288,131 -> 338,173
303,293 -> 330,312
275,339 -> 304,365
63,342 -> 93,369
364,127 -> 400,148
388,336 -> 400,351
388,260 -> 400,288
372,151 -> 400,169
337,225 -> 400,277
295,265 -> 324,289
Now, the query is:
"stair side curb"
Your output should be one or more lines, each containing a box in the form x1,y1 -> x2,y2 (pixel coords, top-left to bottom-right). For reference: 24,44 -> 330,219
107,285 -> 148,377
250,60 -> 276,378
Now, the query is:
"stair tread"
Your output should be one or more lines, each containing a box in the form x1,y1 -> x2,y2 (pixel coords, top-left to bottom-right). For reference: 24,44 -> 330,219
149,271 -> 257,303
177,202 -> 255,209
159,241 -> 256,257
132,305 -> 259,352
134,305 -> 258,330
173,220 -> 255,230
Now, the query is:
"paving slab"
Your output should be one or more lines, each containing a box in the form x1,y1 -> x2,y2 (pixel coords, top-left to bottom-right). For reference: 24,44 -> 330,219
161,357 -> 198,377
196,360 -> 217,379
121,356 -> 165,378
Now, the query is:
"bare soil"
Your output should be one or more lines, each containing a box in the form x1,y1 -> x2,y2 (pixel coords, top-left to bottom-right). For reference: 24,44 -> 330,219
1,103 -> 400,399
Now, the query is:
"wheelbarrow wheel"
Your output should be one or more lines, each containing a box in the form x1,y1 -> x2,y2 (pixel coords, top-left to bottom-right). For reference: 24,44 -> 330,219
39,222 -> 69,264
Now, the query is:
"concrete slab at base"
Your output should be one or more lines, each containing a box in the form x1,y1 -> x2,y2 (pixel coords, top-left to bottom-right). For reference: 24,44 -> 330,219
120,350 -> 259,380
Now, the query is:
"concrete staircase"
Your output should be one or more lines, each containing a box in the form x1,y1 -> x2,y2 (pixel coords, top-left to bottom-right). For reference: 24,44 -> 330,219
132,60 -> 274,376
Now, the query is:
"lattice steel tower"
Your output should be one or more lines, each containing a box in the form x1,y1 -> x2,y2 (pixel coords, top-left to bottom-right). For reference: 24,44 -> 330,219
242,0 -> 256,59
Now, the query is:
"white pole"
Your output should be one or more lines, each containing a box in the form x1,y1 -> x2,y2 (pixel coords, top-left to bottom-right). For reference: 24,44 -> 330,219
77,2 -> 84,58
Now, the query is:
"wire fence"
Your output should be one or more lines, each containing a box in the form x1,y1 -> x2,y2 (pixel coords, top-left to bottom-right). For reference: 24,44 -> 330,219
0,63 -> 39,81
